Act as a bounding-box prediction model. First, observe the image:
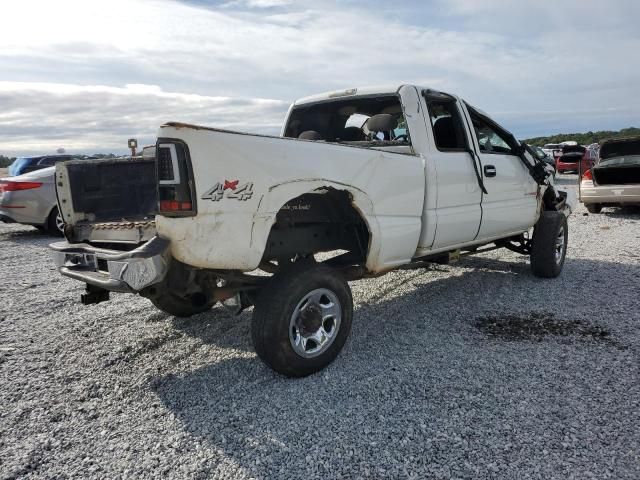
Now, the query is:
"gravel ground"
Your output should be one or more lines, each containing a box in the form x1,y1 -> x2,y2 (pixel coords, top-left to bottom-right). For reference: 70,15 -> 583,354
1,176 -> 639,479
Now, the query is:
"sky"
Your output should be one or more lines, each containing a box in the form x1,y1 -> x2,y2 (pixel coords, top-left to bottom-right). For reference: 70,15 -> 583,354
0,0 -> 639,156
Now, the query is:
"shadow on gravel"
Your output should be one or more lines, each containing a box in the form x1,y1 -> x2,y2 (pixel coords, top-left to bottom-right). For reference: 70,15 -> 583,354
600,206 -> 640,219
474,311 -> 626,350
170,308 -> 254,352
0,226 -> 58,247
151,254 -> 639,478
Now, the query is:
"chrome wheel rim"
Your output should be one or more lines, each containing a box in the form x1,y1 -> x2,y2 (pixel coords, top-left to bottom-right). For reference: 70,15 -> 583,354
554,225 -> 565,265
55,212 -> 65,233
289,288 -> 342,358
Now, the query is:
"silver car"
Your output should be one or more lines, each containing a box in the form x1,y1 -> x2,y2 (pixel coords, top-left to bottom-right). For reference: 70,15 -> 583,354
579,137 -> 640,213
0,166 -> 63,234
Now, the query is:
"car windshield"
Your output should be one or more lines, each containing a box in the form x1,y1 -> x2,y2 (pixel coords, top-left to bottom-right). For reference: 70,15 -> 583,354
598,155 -> 640,167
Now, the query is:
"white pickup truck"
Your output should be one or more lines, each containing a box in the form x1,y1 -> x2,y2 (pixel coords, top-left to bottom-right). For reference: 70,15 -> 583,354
52,85 -> 575,377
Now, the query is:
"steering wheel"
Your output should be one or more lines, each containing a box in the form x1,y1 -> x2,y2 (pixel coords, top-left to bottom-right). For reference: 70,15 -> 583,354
394,134 -> 409,142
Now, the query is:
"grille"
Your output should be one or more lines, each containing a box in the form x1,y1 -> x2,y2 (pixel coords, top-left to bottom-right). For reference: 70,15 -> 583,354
157,147 -> 174,181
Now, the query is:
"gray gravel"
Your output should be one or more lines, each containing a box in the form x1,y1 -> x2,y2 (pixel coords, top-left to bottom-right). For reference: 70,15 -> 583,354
1,177 -> 639,479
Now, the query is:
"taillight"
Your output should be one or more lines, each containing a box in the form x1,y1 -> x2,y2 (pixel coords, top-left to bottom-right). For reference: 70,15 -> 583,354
0,181 -> 43,193
156,141 -> 196,217
159,200 -> 192,211
581,169 -> 593,180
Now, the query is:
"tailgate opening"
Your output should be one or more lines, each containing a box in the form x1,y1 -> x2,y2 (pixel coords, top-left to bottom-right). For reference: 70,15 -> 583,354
57,157 -> 158,245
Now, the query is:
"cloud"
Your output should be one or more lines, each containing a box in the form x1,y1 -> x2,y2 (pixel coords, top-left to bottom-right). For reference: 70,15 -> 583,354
0,0 -> 639,154
0,82 -> 288,156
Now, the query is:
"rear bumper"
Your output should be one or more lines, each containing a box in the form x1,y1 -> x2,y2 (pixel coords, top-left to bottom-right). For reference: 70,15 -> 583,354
580,184 -> 640,205
50,236 -> 170,293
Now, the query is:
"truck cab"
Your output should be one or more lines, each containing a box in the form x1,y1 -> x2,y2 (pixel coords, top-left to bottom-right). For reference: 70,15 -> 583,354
52,84 -> 575,377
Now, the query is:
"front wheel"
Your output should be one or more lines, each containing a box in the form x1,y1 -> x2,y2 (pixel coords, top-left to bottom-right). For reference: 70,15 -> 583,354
251,261 -> 353,377
530,211 -> 568,278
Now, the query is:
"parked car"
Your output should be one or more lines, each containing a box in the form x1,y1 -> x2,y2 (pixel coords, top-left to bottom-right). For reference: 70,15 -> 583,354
542,143 -> 563,160
579,136 -> 640,213
556,144 -> 595,174
0,167 -> 63,234
51,84 -> 575,377
7,155 -> 76,177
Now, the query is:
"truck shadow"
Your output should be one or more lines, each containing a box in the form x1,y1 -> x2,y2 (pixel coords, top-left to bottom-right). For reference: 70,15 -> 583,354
150,254 -> 639,478
0,225 -> 51,243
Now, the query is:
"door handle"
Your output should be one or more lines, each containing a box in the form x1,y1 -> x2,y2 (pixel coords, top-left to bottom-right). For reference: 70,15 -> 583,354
484,165 -> 497,177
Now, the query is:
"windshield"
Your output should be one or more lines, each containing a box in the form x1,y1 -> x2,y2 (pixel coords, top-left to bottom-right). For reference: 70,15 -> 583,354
598,155 -> 640,167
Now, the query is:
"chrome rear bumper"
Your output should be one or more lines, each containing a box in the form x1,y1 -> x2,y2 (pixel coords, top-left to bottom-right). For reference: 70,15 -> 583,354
50,236 -> 170,292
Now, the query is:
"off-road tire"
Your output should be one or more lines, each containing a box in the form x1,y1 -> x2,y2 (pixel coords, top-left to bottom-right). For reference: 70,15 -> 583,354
150,292 -> 214,318
46,206 -> 64,236
251,261 -> 353,377
586,204 -> 602,214
530,211 -> 568,278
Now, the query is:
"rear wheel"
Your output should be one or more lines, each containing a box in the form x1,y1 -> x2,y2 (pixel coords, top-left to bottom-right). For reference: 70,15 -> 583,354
530,211 -> 568,278
251,261 -> 353,377
46,206 -> 64,236
586,204 -> 602,214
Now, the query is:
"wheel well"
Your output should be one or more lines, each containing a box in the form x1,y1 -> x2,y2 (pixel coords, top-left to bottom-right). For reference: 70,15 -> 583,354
262,188 -> 370,266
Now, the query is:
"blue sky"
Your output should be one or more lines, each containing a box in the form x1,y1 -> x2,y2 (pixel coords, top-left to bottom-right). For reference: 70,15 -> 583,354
0,0 -> 639,155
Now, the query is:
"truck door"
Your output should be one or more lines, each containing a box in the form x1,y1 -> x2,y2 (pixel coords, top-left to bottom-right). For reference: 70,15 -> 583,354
420,94 -> 482,249
463,106 -> 538,239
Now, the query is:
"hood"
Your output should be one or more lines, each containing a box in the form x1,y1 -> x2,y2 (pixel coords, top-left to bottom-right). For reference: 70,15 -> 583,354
599,137 -> 640,160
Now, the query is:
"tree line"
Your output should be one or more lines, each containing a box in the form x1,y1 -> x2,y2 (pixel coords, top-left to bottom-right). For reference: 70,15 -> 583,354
524,127 -> 640,147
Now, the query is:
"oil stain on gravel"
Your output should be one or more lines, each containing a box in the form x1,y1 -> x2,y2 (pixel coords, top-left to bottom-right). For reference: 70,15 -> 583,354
474,311 -> 627,349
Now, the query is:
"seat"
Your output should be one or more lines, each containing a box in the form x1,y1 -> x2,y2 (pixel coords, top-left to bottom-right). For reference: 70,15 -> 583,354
340,126 -> 366,141
433,116 -> 458,149
298,130 -> 324,141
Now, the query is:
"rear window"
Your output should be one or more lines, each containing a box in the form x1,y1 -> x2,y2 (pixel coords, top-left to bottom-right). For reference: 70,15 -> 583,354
284,94 -> 411,147
8,157 -> 31,176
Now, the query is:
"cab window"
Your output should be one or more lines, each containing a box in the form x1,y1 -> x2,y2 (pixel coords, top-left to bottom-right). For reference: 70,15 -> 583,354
469,114 -> 515,155
426,100 -> 468,151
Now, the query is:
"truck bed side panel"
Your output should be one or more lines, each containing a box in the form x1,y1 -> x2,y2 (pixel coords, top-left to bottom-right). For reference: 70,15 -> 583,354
156,126 -> 425,272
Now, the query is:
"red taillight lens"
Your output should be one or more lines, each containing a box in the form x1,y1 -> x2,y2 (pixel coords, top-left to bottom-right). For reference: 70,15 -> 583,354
581,169 -> 593,180
159,200 -> 192,212
0,181 -> 43,193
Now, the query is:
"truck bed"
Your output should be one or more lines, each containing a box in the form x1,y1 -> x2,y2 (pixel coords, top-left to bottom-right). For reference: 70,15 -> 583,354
56,158 -> 157,244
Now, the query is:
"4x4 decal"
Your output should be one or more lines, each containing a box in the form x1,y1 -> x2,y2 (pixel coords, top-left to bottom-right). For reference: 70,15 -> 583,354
201,180 -> 254,201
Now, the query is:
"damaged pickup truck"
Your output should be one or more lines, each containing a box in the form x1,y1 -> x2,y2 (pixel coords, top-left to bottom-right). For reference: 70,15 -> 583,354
51,85 -> 576,377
